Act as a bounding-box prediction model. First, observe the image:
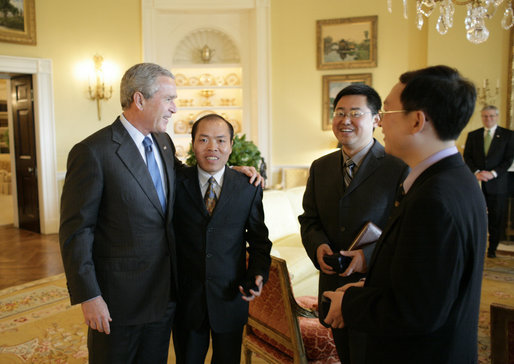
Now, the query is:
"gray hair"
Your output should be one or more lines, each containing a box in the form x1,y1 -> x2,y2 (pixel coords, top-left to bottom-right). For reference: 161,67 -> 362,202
481,105 -> 499,114
120,63 -> 174,109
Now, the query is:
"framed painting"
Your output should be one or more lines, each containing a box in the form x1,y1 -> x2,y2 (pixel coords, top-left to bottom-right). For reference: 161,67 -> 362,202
322,73 -> 372,130
0,0 -> 36,45
317,16 -> 377,70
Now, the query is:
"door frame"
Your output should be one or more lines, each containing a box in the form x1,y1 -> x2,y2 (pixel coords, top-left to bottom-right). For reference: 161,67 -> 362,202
0,55 -> 58,234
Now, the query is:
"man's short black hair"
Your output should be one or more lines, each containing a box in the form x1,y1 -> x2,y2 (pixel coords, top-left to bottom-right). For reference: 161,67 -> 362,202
191,114 -> 234,143
399,65 -> 476,141
333,84 -> 382,115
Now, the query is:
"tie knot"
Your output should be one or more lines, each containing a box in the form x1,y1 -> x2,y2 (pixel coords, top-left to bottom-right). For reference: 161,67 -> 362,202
208,176 -> 216,185
142,136 -> 153,151
345,159 -> 355,168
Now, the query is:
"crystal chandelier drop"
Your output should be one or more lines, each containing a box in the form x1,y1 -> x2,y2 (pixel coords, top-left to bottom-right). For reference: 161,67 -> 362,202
387,0 -> 514,44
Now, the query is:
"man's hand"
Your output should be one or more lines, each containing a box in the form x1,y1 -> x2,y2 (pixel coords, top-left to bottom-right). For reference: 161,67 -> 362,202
239,275 -> 264,302
340,249 -> 367,276
322,290 -> 345,329
81,296 -> 112,334
317,244 -> 336,275
231,166 -> 265,188
475,170 -> 495,182
336,280 -> 364,292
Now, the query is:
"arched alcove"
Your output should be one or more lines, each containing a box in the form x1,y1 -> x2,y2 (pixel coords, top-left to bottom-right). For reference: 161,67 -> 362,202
173,28 -> 240,64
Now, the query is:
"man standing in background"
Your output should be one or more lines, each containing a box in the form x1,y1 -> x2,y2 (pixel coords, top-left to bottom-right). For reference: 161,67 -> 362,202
464,105 -> 514,258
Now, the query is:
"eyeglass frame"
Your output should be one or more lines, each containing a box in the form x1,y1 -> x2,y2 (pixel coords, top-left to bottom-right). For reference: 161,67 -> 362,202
377,110 -> 407,120
332,110 -> 374,120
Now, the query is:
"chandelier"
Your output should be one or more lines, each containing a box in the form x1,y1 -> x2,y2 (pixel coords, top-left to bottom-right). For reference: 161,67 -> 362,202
387,0 -> 514,44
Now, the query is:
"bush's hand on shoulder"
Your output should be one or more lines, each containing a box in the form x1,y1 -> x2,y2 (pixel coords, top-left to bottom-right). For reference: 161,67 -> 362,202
232,165 -> 265,188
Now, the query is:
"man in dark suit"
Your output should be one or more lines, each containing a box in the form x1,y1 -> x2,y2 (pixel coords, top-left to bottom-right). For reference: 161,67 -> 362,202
324,65 -> 488,363
463,105 -> 514,258
172,114 -> 272,364
299,84 -> 408,363
60,63 -> 183,364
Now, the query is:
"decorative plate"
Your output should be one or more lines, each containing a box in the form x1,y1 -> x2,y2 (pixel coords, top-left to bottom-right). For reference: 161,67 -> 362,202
225,73 -> 240,86
174,73 -> 188,86
188,76 -> 200,86
215,76 -> 225,86
174,120 -> 188,134
199,73 -> 214,86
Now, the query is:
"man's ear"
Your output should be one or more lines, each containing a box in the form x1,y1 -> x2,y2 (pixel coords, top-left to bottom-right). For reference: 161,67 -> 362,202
133,92 -> 145,110
410,110 -> 428,134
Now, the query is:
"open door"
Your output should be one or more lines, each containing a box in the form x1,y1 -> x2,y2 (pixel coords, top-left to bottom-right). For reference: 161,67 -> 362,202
11,75 -> 39,233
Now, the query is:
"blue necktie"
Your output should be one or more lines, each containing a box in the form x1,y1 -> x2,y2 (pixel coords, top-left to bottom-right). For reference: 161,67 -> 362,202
142,136 -> 166,212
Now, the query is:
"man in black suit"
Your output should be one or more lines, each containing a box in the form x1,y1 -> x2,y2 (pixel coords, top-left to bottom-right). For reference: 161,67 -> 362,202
464,105 -> 514,258
60,63 -> 180,363
324,65 -> 488,363
172,114 -> 272,364
299,84 -> 408,363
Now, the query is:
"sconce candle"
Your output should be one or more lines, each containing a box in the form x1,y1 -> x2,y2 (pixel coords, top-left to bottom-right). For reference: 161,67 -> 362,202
88,54 -> 113,120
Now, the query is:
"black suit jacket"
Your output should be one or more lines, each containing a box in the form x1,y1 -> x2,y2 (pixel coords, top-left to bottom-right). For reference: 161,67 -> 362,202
59,118 -> 179,326
342,154 -> 488,363
173,166 -> 272,333
463,126 -> 514,194
299,140 -> 408,297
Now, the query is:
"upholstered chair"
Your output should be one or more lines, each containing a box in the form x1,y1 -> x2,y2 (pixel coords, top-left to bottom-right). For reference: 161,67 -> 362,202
243,256 -> 340,364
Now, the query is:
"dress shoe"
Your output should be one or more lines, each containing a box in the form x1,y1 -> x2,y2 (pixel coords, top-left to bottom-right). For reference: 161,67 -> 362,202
487,252 -> 496,258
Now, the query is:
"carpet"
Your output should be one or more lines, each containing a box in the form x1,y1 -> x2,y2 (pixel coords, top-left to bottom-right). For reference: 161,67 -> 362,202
0,256 -> 513,363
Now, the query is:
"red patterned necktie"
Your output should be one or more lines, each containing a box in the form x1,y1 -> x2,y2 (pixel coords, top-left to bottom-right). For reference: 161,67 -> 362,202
204,177 -> 217,215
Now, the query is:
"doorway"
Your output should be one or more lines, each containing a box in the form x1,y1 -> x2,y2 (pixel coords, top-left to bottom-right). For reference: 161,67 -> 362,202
0,78 -> 13,227
0,75 -> 40,232
0,56 -> 58,234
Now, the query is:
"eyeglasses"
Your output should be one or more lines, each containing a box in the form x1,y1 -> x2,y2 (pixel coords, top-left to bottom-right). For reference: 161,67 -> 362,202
378,110 -> 406,120
332,110 -> 372,120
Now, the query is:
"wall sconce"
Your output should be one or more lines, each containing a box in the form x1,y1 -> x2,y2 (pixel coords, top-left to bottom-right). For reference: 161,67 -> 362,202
88,54 -> 113,120
477,78 -> 499,107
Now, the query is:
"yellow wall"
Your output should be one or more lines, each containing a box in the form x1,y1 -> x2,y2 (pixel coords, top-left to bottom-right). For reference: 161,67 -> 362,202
425,8 -> 511,150
0,0 -> 141,170
0,0 -> 511,170
270,0 -> 511,166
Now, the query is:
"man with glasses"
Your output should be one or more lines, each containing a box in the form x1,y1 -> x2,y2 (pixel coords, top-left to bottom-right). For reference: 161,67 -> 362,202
299,84 -> 408,363
463,105 -> 514,258
323,65 -> 488,363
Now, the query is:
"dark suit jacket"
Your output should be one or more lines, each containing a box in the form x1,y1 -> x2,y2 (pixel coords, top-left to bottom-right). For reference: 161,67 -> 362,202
173,166 -> 272,333
463,126 -> 514,194
342,154 -> 488,363
59,118 -> 179,326
299,140 -> 408,298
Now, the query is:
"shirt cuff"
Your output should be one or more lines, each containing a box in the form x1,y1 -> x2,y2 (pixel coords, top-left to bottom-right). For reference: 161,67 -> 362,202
491,170 -> 497,178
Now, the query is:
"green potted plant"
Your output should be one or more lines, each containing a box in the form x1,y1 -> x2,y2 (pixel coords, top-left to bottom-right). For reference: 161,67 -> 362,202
186,133 -> 261,169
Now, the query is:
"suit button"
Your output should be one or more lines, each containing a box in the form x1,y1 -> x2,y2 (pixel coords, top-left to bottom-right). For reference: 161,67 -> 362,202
206,253 -> 212,258
340,227 -> 346,232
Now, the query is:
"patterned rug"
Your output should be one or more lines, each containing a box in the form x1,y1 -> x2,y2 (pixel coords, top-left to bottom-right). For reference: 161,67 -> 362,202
0,255 -> 512,363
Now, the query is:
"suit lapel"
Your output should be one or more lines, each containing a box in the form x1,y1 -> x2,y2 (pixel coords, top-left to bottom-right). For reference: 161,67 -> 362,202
213,167 -> 238,215
488,127 -> 504,156
111,119 -> 164,217
344,141 -> 383,196
181,167 -> 208,215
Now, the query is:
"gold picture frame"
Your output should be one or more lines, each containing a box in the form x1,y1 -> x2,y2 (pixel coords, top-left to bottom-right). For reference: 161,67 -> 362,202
322,73 -> 372,130
0,0 -> 36,45
316,16 -> 377,70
